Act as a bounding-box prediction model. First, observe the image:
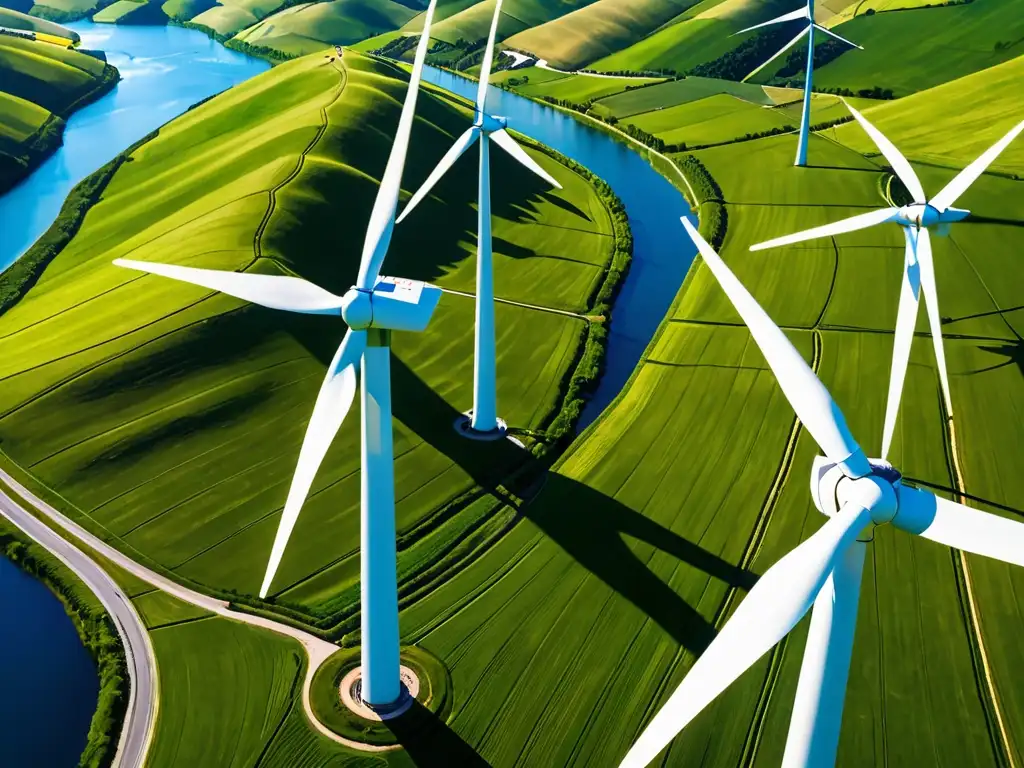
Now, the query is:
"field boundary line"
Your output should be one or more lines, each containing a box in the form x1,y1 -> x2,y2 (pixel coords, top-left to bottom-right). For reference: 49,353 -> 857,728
945,414 -> 1018,768
253,62 -> 347,260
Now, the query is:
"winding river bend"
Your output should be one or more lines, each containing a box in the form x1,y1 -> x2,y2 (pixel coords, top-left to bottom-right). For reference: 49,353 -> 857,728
0,26 -> 693,765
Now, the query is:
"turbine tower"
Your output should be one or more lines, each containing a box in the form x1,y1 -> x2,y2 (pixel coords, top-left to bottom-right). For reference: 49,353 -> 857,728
752,104 -> 1024,460
736,0 -> 861,166
113,0 -> 442,709
397,0 -> 562,436
618,217 -> 1024,768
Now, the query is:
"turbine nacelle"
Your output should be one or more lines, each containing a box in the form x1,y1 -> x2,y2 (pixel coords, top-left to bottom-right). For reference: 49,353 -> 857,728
810,456 -> 899,526
341,277 -> 442,333
895,203 -> 970,229
476,112 -> 508,133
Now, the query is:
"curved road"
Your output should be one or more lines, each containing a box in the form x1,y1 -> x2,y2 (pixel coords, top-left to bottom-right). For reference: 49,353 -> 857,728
0,476 -> 155,768
0,466 -> 370,762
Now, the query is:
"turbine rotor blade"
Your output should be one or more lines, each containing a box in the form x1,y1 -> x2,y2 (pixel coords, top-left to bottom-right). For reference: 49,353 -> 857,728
929,119 -> 1024,212
397,126 -> 480,223
914,228 -> 953,416
812,23 -> 862,49
356,0 -> 439,290
844,102 -> 926,202
260,329 -> 366,597
734,6 -> 808,35
895,485 -> 1024,568
749,207 -> 899,251
475,0 -> 504,115
880,227 -> 921,461
618,502 -> 872,768
682,217 -> 869,476
743,26 -> 809,82
113,259 -> 344,314
490,128 -> 562,189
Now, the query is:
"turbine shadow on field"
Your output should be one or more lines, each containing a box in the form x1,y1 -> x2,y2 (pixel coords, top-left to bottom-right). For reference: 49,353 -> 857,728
386,699 -> 491,767
523,472 -> 755,654
967,341 -> 1024,378
376,353 -> 754,653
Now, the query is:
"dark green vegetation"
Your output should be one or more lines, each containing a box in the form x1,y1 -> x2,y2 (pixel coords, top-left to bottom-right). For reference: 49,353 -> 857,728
0,515 -> 126,768
309,646 -> 452,745
0,50 -> 626,647
0,27 -> 118,193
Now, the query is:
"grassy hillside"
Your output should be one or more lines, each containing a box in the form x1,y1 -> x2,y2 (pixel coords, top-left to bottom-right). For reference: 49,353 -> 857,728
0,50 -> 621,635
590,0 -> 802,75
809,0 -> 1024,96
232,0 -> 417,57
503,0 -> 703,70
0,5 -> 81,38
0,31 -> 117,193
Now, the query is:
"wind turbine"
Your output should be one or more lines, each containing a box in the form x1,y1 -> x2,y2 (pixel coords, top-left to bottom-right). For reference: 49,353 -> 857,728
396,0 -> 561,436
113,0 -> 443,710
618,216 -> 1024,768
735,0 -> 862,167
751,104 -> 1024,461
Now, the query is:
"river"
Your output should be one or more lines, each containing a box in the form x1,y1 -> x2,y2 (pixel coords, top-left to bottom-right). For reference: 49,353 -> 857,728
0,28 -> 693,766
421,67 -> 696,429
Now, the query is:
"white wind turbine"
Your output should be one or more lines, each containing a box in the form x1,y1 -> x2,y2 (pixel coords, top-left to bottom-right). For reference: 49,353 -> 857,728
396,0 -> 561,436
735,0 -> 861,166
752,104 -> 1024,461
113,0 -> 442,709
618,217 -> 1024,768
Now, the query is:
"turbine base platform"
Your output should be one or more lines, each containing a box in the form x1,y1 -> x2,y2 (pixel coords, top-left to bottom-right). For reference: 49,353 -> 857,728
308,645 -> 454,751
340,665 -> 420,721
454,411 -> 508,441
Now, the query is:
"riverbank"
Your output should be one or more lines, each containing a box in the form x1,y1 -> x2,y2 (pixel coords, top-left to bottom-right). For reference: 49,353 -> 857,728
0,517 -> 126,768
0,36 -> 119,196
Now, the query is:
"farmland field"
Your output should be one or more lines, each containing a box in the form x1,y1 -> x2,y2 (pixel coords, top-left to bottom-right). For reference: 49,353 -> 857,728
3,2 -> 1024,766
0,50 -> 621,636
810,0 -> 1024,96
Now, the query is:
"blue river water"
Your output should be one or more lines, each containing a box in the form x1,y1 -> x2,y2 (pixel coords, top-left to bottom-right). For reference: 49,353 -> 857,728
0,23 -> 270,272
0,555 -> 98,766
0,28 -> 694,767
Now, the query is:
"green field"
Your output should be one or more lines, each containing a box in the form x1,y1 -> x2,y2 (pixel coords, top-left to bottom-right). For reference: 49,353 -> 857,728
0,50 -> 620,636
501,0 -> 702,70
591,0 -> 804,75
0,30 -> 117,193
0,4 -> 80,37
513,70 -> 664,104
809,0 -> 1024,96
591,75 -> 776,120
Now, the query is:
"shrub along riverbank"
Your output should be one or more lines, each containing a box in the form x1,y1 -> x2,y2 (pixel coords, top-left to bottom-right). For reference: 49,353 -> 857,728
0,517 -> 126,768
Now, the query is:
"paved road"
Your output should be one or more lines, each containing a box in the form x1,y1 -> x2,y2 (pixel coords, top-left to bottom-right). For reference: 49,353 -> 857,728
0,478 -> 156,768
0,467 -> 380,753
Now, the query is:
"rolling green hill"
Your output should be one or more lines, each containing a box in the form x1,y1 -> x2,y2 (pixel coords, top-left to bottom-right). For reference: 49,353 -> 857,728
502,0 -> 704,70
231,0 -> 417,57
590,0 -> 803,75
807,0 -> 1024,97
0,4 -> 81,37
0,49 -> 623,633
0,30 -> 117,193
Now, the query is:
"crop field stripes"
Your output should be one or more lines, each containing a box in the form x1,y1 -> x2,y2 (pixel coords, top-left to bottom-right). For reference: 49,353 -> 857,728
942,356 -> 1018,767
439,286 -> 593,321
